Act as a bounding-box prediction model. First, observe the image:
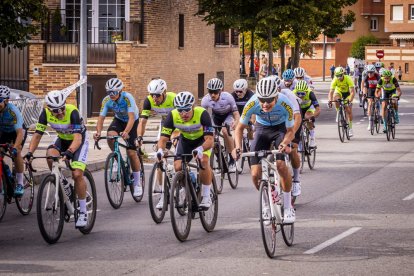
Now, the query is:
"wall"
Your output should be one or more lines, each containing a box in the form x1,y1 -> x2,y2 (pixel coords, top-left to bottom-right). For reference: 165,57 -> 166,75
385,0 -> 414,32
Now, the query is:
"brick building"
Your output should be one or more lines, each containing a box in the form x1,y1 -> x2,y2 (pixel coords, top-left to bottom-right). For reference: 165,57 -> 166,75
0,0 -> 239,117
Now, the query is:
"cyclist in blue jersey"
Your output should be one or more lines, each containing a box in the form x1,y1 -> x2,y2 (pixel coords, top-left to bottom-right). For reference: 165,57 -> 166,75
94,78 -> 143,197
232,78 -> 296,224
0,86 -> 26,196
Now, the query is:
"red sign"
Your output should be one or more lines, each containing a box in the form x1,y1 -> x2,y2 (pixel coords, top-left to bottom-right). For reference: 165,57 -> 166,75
376,50 -> 384,59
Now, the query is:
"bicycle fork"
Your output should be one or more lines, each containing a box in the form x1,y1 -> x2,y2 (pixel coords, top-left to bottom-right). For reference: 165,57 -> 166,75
262,159 -> 282,223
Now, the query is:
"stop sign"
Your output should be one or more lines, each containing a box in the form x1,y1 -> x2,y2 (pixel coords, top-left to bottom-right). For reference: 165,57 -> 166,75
376,50 -> 384,59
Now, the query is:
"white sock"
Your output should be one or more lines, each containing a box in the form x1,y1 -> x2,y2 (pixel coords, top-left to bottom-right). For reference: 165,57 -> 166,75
79,199 -> 87,213
133,172 -> 141,187
16,173 -> 24,186
283,191 -> 291,210
293,168 -> 300,182
310,129 -> 315,138
202,184 -> 210,197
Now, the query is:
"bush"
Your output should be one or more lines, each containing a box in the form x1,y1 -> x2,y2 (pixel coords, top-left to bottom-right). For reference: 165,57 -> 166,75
350,35 -> 379,60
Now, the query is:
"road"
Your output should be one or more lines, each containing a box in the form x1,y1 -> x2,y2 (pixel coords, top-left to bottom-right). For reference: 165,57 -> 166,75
0,84 -> 413,275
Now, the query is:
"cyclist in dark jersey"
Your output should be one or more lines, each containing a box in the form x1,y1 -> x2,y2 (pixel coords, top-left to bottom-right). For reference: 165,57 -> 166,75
231,79 -> 255,140
363,64 -> 380,131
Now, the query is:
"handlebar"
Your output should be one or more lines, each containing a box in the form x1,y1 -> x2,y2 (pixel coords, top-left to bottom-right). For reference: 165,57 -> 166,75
25,155 -> 73,172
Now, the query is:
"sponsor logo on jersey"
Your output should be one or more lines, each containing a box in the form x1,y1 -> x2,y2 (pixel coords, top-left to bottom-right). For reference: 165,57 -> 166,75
241,100 -> 255,118
281,102 -> 293,121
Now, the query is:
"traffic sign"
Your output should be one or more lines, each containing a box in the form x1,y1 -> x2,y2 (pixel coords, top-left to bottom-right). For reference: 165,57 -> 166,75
376,50 -> 384,59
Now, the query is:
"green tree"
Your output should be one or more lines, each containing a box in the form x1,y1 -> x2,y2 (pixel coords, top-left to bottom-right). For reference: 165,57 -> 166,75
350,35 -> 379,60
0,0 -> 48,48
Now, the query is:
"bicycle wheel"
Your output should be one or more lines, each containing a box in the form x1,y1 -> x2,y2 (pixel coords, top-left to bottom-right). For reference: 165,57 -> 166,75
259,180 -> 276,258
390,110 -> 396,139
226,154 -> 238,189
210,146 -> 223,194
0,174 -> 8,222
148,163 -> 168,224
200,176 -> 218,232
375,108 -> 381,134
337,108 -> 345,143
16,166 -> 35,215
281,207 -> 295,246
78,169 -> 97,234
307,146 -> 316,170
299,130 -> 306,174
131,155 -> 145,202
386,110 -> 391,141
343,109 -> 350,140
104,153 -> 124,209
363,98 -> 368,116
36,174 -> 65,244
170,171 -> 191,242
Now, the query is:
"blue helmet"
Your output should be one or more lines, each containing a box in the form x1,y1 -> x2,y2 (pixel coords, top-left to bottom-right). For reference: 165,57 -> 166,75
282,69 -> 295,81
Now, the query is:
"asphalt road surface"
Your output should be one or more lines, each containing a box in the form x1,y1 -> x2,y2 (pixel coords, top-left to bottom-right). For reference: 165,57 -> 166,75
0,84 -> 413,275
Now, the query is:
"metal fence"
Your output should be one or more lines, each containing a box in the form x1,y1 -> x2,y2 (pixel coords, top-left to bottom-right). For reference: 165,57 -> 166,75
0,47 -> 29,91
9,98 -> 44,130
44,43 -> 116,64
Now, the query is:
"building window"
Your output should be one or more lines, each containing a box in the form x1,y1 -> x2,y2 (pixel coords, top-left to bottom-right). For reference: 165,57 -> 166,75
198,73 -> 205,98
405,63 -> 409,74
370,17 -> 378,31
344,22 -> 354,31
410,5 -> 414,20
326,45 -> 332,59
373,0 -> 381,2
215,27 -> 229,45
391,5 -> 403,21
216,71 -> 224,86
230,29 -> 239,46
179,14 -> 184,48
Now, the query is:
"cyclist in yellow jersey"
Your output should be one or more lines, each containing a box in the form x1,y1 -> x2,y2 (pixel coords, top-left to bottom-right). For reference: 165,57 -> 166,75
157,92 -> 214,210
328,67 -> 356,136
24,90 -> 89,228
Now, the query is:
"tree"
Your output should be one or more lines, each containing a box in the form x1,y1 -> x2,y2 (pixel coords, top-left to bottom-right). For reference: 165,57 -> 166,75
350,35 -> 379,60
0,0 -> 48,49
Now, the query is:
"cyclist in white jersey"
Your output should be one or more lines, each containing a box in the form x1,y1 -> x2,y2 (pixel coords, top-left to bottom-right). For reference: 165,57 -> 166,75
294,67 -> 314,90
280,69 -> 297,91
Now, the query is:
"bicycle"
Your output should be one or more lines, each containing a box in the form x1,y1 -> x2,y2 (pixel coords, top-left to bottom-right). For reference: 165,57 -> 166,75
169,152 -> 218,242
95,136 -> 145,209
383,97 -> 398,141
330,99 -> 351,143
361,94 -> 368,116
33,156 -> 97,244
369,97 -> 381,135
210,125 -> 238,192
0,144 -> 35,222
241,149 -> 294,258
236,126 -> 252,174
298,119 -> 316,173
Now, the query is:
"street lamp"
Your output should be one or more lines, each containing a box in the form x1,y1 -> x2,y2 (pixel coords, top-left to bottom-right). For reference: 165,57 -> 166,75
322,33 -> 326,81
249,30 -> 255,78
241,32 -> 246,76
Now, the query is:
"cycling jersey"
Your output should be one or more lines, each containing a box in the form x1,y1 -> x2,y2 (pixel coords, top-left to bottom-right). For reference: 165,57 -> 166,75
292,88 -> 319,110
161,106 -> 214,140
240,94 -> 294,128
231,89 -> 255,115
140,92 -> 176,120
100,91 -> 139,122
330,75 -> 355,93
293,75 -> 313,90
376,77 -> 399,91
280,89 -> 301,114
364,73 -> 380,89
0,103 -> 24,132
35,104 -> 86,140
201,92 -> 238,116
279,79 -> 297,90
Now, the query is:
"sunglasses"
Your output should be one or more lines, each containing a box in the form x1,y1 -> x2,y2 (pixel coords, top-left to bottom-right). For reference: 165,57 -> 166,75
150,94 -> 162,98
107,90 -> 120,96
296,92 -> 306,97
48,106 -> 65,114
208,90 -> 220,95
177,107 -> 192,113
258,97 -> 275,104
336,74 -> 344,78
234,90 -> 244,94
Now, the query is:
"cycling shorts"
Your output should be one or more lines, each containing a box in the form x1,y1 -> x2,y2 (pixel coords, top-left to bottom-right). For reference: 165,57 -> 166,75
334,91 -> 351,100
108,117 -> 139,149
175,136 -> 211,162
213,113 -> 234,128
381,89 -> 397,100
250,123 -> 286,165
367,88 -> 376,99
0,129 -> 27,147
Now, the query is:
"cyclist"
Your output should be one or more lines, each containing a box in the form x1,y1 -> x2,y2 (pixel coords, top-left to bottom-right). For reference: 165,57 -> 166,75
233,78 -> 296,223
375,61 -> 383,74
328,67 -> 356,137
94,78 -> 143,197
363,64 -> 381,130
25,90 -> 89,227
231,79 -> 255,140
280,69 -> 296,90
0,86 -> 26,196
201,78 -> 239,172
375,69 -> 402,132
157,92 -> 214,209
294,67 -> 314,90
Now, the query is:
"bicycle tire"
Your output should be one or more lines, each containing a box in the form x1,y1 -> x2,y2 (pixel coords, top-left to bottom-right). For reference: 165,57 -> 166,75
299,129 -> 306,174
16,166 -> 35,215
104,153 -> 124,209
375,106 -> 381,134
170,171 -> 191,242
200,176 -> 218,232
210,146 -> 223,194
36,174 -> 65,244
386,109 -> 391,141
227,153 -> 238,189
281,207 -> 295,246
343,108 -> 351,140
78,169 -> 97,234
259,180 -> 277,258
131,154 -> 145,202
337,108 -> 345,143
148,163 -> 168,224
0,173 -> 8,222
363,98 -> 368,116
390,110 -> 396,139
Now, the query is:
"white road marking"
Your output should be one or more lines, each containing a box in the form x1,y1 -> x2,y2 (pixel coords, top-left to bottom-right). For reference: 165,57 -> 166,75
403,192 -> 414,201
400,113 -> 414,115
303,227 -> 362,254
320,99 -> 409,103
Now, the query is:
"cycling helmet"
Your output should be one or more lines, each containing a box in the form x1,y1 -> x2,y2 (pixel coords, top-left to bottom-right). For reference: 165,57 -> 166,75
293,67 -> 306,78
379,68 -> 386,76
174,91 -> 195,108
105,78 -> 124,92
366,64 -> 376,73
207,78 -> 224,90
233,79 -> 248,91
382,69 -> 392,77
282,69 -> 295,80
147,79 -> 167,94
256,78 -> 279,99
334,67 -> 345,76
381,62 -> 385,68
374,61 -> 382,68
265,75 -> 282,88
45,90 -> 66,108
295,80 -> 309,92
0,85 -> 11,99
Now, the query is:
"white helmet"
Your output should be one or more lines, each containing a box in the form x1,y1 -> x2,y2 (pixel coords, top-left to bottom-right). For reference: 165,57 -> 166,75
207,78 -> 224,90
147,79 -> 167,95
256,78 -> 279,99
375,61 -> 382,68
45,90 -> 66,108
293,67 -> 306,78
0,85 -> 11,99
265,75 -> 281,89
105,78 -> 124,92
233,79 -> 248,91
174,91 -> 195,109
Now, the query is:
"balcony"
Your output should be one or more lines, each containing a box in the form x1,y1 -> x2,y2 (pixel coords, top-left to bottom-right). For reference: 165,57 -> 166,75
361,0 -> 384,15
43,43 -> 116,64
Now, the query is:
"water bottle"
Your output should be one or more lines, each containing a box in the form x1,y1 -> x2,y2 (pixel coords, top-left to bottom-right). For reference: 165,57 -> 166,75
62,178 -> 72,199
189,171 -> 198,190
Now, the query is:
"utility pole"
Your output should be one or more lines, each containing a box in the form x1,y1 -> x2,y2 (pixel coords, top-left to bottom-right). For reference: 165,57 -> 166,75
322,33 -> 326,81
241,32 -> 246,76
249,31 -> 255,78
79,0 -> 87,121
